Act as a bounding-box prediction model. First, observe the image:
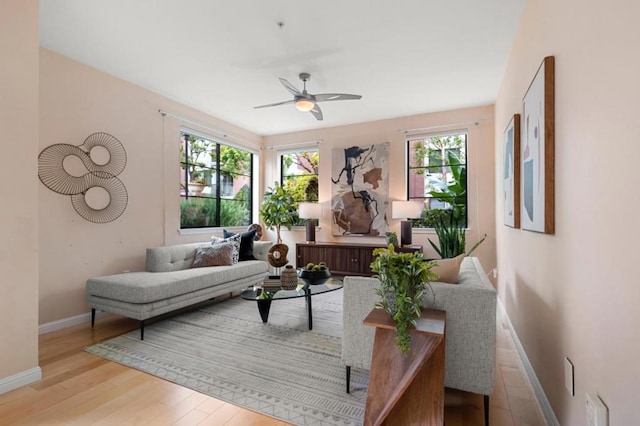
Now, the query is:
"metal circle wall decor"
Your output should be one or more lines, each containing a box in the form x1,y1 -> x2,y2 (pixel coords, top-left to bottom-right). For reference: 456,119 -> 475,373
38,132 -> 128,223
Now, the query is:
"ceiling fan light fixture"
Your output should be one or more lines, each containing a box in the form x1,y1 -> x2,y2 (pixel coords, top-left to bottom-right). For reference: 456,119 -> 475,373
253,73 -> 360,121
295,98 -> 315,112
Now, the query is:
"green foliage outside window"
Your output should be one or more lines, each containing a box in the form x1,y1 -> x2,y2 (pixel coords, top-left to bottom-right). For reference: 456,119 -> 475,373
281,150 -> 319,226
180,132 -> 252,228
180,190 -> 248,228
408,134 -> 467,228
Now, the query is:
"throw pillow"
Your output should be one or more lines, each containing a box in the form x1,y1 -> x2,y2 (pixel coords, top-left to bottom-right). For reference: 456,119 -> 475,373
211,233 -> 241,264
192,243 -> 234,268
431,253 -> 465,284
223,229 -> 257,261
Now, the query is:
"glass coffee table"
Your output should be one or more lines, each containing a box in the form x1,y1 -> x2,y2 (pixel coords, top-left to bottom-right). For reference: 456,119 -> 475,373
241,278 -> 343,330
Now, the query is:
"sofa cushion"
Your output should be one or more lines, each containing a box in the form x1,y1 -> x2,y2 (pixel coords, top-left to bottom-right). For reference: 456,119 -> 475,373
192,243 -> 234,268
223,229 -> 257,261
432,253 -> 465,283
87,260 -> 269,303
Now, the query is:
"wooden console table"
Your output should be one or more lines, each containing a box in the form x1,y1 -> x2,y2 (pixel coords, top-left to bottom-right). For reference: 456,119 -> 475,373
296,242 -> 422,276
363,308 -> 446,426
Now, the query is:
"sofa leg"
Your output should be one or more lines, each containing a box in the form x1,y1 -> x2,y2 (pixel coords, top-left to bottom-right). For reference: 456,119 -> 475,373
484,394 -> 489,426
140,320 -> 145,340
346,366 -> 351,393
91,309 -> 96,328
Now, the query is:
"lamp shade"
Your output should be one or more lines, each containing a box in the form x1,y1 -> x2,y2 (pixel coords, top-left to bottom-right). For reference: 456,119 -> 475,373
298,202 -> 322,219
392,200 -> 422,219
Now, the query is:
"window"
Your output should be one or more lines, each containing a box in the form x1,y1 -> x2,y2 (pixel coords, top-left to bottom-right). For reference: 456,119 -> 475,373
407,132 -> 468,228
280,148 -> 319,225
180,131 -> 253,228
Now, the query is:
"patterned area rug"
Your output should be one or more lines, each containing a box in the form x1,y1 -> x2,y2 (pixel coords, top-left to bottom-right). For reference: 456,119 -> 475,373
86,289 -> 368,426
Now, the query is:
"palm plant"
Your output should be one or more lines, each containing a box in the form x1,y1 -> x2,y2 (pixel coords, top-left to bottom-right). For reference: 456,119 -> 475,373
428,151 -> 485,257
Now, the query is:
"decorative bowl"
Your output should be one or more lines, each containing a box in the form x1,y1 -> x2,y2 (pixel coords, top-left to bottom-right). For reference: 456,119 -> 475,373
298,269 -> 331,286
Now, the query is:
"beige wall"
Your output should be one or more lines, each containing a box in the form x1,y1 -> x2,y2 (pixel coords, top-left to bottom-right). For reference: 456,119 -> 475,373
38,49 -> 262,324
495,0 -> 640,424
263,104 -> 497,275
0,0 -> 40,381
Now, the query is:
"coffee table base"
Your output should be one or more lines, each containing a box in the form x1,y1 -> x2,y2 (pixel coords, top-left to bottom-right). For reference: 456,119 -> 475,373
241,279 -> 343,331
255,290 -> 313,330
257,299 -> 272,323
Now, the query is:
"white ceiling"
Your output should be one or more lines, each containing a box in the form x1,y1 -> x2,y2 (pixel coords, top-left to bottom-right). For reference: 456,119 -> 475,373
39,0 -> 525,136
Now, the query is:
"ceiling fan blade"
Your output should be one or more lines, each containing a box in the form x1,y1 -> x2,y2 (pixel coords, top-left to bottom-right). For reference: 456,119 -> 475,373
310,104 -> 323,121
279,78 -> 302,96
253,99 -> 294,109
314,93 -> 362,102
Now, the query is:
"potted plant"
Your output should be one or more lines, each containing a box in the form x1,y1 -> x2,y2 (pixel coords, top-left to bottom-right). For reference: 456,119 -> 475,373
428,211 -> 486,258
259,182 -> 298,244
259,182 -> 299,268
187,171 -> 207,195
426,150 -> 485,258
370,245 -> 438,355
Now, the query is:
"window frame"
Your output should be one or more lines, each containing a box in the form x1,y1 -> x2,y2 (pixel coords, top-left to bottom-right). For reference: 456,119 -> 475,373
180,129 -> 255,229
406,131 -> 468,228
278,147 -> 320,226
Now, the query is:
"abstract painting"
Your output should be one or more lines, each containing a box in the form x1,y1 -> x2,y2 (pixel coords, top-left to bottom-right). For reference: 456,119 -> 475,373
504,114 -> 520,228
521,56 -> 555,234
331,143 -> 389,236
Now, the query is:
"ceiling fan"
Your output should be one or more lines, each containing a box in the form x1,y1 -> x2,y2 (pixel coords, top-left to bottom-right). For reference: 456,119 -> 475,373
254,72 -> 362,121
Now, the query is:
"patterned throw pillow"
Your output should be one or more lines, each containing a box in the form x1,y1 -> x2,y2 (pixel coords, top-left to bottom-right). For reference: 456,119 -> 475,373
192,243 -> 235,268
210,233 -> 241,264
223,229 -> 257,261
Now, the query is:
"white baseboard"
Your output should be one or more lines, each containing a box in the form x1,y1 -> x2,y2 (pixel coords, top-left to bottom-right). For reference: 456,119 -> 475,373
497,298 -> 560,426
0,367 -> 42,395
39,310 -> 111,335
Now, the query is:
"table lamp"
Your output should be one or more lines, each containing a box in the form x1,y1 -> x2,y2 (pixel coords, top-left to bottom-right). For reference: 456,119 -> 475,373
298,202 -> 322,244
392,201 -> 422,247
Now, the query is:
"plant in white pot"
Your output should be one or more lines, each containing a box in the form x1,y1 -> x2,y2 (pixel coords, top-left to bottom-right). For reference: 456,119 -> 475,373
370,245 -> 438,355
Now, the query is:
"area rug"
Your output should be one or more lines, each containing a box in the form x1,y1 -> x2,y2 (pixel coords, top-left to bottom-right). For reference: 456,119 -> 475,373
86,289 -> 369,426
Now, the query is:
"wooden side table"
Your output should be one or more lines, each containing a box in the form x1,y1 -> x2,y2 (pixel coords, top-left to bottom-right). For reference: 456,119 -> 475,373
363,308 -> 446,426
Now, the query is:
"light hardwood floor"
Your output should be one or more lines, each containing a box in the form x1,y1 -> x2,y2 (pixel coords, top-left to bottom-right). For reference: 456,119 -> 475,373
0,307 -> 547,425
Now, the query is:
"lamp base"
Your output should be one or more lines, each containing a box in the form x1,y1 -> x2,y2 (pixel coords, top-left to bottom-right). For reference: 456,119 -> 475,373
400,220 -> 412,247
306,219 -> 316,244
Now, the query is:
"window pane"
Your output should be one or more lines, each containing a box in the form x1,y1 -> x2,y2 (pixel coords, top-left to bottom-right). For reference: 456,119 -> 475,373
180,197 -> 216,228
180,132 -> 253,228
280,149 -> 319,226
280,150 -> 319,203
407,133 -> 467,228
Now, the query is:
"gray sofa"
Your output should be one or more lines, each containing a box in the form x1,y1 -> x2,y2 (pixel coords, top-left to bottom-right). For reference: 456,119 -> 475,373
342,256 -> 496,425
86,241 -> 272,339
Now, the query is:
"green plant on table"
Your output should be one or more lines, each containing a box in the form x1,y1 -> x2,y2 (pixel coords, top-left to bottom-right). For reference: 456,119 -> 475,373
370,244 -> 438,355
257,288 -> 275,300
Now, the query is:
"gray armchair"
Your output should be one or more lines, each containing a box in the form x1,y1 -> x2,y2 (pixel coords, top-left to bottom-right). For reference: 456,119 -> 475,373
342,256 -> 496,425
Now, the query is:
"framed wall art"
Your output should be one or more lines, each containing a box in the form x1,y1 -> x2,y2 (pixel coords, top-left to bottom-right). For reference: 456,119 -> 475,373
504,114 -> 521,228
331,143 -> 389,236
521,56 -> 555,234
